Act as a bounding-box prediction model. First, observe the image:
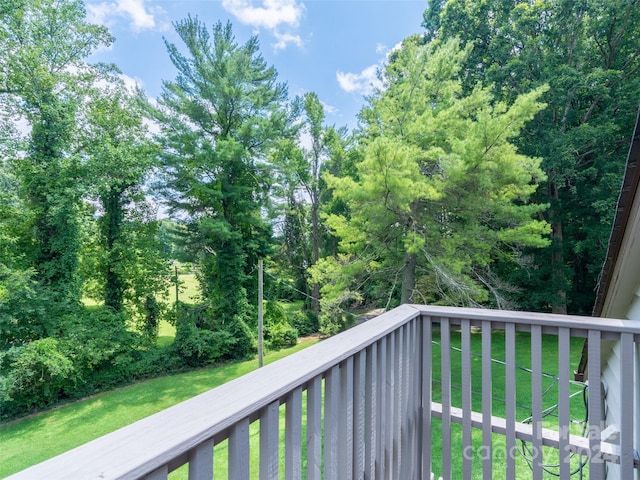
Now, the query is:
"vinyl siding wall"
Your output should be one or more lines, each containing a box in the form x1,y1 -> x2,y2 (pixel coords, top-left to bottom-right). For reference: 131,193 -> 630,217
601,283 -> 640,479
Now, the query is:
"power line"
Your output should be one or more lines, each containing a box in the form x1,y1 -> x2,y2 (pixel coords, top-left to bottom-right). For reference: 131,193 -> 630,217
262,268 -> 358,319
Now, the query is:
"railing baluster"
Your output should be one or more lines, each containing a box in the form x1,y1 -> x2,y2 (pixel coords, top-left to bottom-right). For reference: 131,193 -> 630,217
306,376 -> 322,480
144,465 -> 168,480
441,318 -> 452,480
365,342 -> 378,479
325,365 -> 340,480
481,320 -> 492,480
531,324 -> 543,480
260,402 -> 279,480
461,319 -> 472,480
228,418 -> 250,480
588,329 -> 604,480
385,331 -> 396,480
393,326 -> 404,478
411,318 -> 420,478
620,332 -> 635,479
285,387 -> 302,480
505,322 -> 516,480
339,357 -> 354,479
353,350 -> 366,479
557,327 -> 570,479
421,316 -> 432,480
189,438 -> 214,480
399,321 -> 413,479
378,336 -> 388,479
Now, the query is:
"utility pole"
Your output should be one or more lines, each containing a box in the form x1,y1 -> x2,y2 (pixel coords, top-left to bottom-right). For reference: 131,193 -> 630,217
174,263 -> 179,321
175,263 -> 179,305
258,259 -> 264,368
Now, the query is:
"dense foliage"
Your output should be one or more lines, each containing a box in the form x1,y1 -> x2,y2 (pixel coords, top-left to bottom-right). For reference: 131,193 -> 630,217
1,0 -> 637,418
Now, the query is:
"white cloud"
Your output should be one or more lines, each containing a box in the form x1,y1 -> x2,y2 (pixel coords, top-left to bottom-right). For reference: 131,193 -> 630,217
120,73 -> 144,92
336,64 -> 382,96
221,0 -> 306,50
222,0 -> 304,29
87,0 -> 165,32
320,100 -> 337,115
336,41 -> 404,96
273,31 -> 303,50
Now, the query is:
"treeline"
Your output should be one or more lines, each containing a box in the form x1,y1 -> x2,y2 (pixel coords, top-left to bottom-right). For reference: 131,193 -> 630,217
1,0 -> 638,419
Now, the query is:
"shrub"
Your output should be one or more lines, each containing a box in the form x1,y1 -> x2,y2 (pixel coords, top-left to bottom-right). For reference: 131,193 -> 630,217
265,321 -> 298,350
290,310 -> 319,337
0,338 -> 75,418
171,310 -> 233,367
58,308 -> 141,395
0,265 -> 49,349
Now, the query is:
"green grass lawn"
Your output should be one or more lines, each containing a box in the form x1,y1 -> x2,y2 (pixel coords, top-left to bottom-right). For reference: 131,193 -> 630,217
0,338 -> 319,479
429,329 -> 587,479
158,273 -> 200,345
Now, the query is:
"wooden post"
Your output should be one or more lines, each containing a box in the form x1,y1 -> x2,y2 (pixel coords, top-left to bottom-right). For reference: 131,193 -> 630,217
175,264 -> 179,305
258,259 -> 264,368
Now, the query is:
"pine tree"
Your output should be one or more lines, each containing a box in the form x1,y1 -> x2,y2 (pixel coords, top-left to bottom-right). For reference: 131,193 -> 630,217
155,18 -> 293,359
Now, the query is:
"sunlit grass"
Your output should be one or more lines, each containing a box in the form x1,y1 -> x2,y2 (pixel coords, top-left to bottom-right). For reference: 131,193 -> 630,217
0,338 -> 319,478
429,330 -> 587,479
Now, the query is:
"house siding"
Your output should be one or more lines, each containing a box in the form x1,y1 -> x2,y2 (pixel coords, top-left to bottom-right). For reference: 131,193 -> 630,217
601,283 -> 640,479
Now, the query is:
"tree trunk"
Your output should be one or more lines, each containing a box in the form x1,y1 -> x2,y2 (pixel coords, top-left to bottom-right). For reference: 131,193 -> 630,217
310,196 -> 321,314
401,252 -> 417,304
103,189 -> 125,312
549,180 -> 567,314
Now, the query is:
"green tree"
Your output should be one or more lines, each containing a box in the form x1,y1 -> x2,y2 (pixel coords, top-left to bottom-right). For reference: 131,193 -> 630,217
272,93 -> 338,313
423,0 -> 640,314
82,85 -> 166,325
0,0 -> 113,314
154,18 -> 293,359
313,38 -> 550,332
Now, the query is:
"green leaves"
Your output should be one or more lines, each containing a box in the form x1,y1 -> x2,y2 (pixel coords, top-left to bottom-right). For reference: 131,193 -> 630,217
317,38 -> 550,313
155,18 -> 294,356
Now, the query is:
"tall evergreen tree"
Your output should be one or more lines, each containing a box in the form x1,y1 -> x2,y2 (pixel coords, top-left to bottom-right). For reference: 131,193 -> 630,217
155,18 -> 293,359
312,38 -> 550,332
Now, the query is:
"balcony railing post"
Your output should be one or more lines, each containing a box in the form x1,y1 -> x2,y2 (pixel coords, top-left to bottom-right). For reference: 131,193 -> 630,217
505,322 -> 516,479
338,357 -> 354,479
324,365 -> 340,480
557,327 -> 570,479
588,330 -> 605,480
393,327 -> 403,478
188,439 -> 214,480
461,319 -> 472,480
260,402 -> 279,479
228,418 -> 250,480
377,336 -> 388,479
441,318 -> 452,480
285,387 -> 303,480
365,342 -> 378,479
531,324 -> 543,480
353,350 -> 366,478
481,320 -> 493,479
420,316 -> 433,480
306,376 -> 322,480
620,332 -> 635,479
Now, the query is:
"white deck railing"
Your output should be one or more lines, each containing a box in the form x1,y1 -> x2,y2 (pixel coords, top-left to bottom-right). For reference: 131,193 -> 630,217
7,305 -> 640,480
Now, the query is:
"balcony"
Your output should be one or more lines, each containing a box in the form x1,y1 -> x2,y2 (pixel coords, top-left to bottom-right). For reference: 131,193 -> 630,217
7,305 -> 640,479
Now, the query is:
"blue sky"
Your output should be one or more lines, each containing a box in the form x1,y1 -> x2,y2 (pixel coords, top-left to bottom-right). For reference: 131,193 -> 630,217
85,0 -> 428,128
